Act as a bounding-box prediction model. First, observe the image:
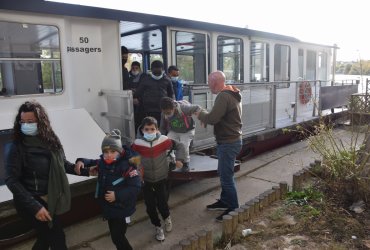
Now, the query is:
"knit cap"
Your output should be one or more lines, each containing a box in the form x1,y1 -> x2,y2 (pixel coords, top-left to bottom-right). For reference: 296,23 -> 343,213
101,129 -> 123,153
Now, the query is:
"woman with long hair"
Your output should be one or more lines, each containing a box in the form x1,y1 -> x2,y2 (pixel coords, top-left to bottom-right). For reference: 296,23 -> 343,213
5,100 -> 79,250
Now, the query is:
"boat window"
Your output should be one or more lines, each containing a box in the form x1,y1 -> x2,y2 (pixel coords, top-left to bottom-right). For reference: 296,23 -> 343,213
274,44 -> 291,81
298,49 -> 304,79
318,52 -> 327,81
217,36 -> 243,84
250,41 -> 269,82
0,21 -> 62,96
306,50 -> 316,80
174,31 -> 209,84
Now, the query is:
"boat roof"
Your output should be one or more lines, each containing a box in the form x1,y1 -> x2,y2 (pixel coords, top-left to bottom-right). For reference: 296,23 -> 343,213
0,0 -> 305,42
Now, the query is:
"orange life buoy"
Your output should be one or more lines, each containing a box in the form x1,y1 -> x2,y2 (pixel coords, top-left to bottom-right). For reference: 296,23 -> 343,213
299,81 -> 312,104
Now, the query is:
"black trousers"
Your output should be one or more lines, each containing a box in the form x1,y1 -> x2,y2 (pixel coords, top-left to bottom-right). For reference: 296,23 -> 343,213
143,179 -> 170,227
15,199 -> 67,250
107,219 -> 132,250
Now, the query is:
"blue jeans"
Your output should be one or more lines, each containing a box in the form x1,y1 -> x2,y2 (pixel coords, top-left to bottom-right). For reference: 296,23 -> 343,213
217,139 -> 242,209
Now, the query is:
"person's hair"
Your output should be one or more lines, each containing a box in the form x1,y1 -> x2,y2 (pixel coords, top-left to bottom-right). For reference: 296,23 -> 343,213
168,65 -> 179,73
131,61 -> 140,68
160,97 -> 175,110
13,100 -> 63,150
121,46 -> 128,55
151,60 -> 163,69
140,116 -> 158,129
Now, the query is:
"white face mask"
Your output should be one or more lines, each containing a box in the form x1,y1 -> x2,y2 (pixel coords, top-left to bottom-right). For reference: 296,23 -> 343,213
171,76 -> 179,82
143,132 -> 156,141
131,70 -> 139,76
151,72 -> 163,80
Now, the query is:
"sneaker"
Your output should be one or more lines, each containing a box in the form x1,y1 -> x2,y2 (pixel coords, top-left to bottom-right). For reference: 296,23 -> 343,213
181,163 -> 189,172
155,226 -> 165,241
215,209 -> 233,222
164,216 -> 172,232
206,199 -> 228,211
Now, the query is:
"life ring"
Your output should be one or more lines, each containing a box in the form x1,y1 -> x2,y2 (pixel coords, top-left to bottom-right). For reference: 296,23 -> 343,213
299,81 -> 312,104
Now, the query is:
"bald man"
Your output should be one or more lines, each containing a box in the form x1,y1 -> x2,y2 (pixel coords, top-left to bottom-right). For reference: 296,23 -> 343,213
196,71 -> 242,222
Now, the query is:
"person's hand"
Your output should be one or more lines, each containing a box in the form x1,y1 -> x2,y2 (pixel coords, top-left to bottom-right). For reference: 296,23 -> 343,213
175,160 -> 183,169
133,98 -> 139,105
200,122 -> 206,128
89,166 -> 98,176
105,191 -> 116,203
194,110 -> 201,118
74,161 -> 84,175
35,207 -> 52,222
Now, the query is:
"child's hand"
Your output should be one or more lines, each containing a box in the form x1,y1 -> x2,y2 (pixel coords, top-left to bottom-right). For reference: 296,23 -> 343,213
129,156 -> 141,166
89,166 -> 98,176
105,191 -> 116,203
175,160 -> 183,169
74,161 -> 84,175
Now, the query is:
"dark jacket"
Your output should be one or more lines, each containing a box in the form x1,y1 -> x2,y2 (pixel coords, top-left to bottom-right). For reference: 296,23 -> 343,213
132,131 -> 185,183
77,146 -> 141,219
198,87 -> 242,143
4,141 -> 76,216
134,74 -> 174,113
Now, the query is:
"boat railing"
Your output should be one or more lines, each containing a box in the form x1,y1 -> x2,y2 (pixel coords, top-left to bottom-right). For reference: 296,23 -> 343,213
183,79 -> 358,150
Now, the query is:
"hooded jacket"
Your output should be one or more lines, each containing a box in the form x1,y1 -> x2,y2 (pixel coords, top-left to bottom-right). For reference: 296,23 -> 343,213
198,86 -> 242,143
132,130 -> 185,183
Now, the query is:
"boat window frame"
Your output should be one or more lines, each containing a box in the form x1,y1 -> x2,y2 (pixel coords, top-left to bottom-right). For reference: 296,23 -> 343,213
0,20 -> 63,97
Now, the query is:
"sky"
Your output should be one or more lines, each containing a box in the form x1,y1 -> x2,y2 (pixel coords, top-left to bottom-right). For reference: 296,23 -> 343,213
51,0 -> 369,61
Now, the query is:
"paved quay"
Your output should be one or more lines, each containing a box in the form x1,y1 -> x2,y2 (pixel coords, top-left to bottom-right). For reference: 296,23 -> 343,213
10,128 -> 357,250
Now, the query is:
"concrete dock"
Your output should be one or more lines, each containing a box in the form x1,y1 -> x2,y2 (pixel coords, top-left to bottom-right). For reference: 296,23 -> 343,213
9,127 -> 356,250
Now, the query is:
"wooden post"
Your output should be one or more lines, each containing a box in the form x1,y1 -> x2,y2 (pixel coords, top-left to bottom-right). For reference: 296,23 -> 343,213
206,229 -> 213,250
258,195 -> 264,212
246,201 -> 255,220
292,172 -> 300,191
179,239 -> 191,250
279,181 -> 288,198
263,191 -> 269,207
272,186 -> 281,200
253,198 -> 260,216
235,208 -> 245,223
196,230 -> 207,250
189,235 -> 199,250
222,215 -> 233,239
229,211 -> 239,232
267,189 -> 274,204
240,204 -> 249,221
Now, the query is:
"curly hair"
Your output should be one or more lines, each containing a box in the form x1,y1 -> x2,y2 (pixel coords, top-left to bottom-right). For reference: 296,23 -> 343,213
13,100 -> 63,150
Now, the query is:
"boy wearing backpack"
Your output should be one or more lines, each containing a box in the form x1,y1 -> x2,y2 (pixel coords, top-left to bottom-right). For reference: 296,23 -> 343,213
159,97 -> 201,172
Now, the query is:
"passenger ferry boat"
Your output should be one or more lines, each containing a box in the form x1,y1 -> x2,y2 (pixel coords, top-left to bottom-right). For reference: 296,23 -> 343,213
0,0 -> 358,246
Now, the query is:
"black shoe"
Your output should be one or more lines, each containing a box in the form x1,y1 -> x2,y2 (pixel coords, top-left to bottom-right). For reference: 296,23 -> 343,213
206,199 -> 228,211
215,209 -> 233,222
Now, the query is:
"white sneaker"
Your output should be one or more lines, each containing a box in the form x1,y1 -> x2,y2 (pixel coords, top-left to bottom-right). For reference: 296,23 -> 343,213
164,216 -> 172,232
155,226 -> 165,241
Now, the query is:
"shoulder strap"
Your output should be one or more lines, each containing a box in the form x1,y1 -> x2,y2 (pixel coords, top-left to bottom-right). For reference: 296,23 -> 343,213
176,102 -> 190,129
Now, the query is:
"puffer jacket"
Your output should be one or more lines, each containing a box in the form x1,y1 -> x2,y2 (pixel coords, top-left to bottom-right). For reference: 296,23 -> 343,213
4,141 -> 76,215
77,146 -> 141,219
132,131 -> 185,183
133,74 -> 174,113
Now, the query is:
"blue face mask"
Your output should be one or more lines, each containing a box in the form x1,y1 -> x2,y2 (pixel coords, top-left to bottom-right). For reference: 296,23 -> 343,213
21,123 -> 38,136
143,132 -> 156,141
171,76 -> 179,82
151,72 -> 163,80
